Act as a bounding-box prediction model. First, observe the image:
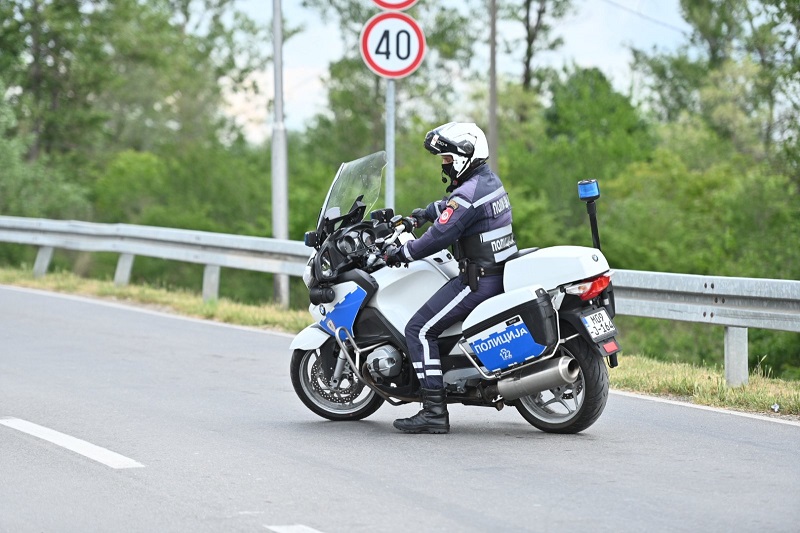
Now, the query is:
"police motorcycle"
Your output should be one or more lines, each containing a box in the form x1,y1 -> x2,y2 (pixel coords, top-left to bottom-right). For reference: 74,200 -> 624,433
290,151 -> 620,434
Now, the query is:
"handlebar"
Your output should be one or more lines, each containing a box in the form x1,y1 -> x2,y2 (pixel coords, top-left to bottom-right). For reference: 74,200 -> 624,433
382,215 -> 415,246
383,226 -> 404,246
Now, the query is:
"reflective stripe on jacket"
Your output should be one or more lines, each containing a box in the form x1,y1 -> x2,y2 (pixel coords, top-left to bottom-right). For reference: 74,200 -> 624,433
403,164 -> 516,265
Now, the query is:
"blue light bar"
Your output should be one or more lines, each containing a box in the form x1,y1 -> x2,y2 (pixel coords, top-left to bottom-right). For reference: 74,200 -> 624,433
578,180 -> 600,202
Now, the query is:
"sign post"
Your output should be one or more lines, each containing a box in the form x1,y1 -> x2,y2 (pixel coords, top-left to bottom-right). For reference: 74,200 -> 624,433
360,5 -> 425,209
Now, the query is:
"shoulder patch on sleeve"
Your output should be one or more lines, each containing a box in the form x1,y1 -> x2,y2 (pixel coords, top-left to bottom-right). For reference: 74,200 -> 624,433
446,199 -> 459,210
438,207 -> 454,224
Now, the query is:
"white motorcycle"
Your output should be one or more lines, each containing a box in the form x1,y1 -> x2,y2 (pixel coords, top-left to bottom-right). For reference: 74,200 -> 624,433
290,152 -> 620,433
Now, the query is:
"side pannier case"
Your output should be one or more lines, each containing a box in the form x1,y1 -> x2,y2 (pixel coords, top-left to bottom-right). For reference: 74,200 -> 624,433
462,285 -> 557,372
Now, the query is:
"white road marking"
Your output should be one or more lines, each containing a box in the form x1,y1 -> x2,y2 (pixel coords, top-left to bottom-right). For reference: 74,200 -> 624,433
611,390 -> 800,428
265,526 -> 327,533
0,417 -> 145,469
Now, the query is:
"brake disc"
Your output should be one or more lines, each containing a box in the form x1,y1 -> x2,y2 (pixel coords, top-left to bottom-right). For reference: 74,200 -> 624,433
562,376 -> 584,400
310,357 -> 364,404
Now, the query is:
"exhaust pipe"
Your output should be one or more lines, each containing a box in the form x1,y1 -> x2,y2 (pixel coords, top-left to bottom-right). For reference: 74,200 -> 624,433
497,356 -> 580,402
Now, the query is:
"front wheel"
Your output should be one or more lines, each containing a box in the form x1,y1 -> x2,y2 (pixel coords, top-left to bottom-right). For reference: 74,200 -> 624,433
515,334 -> 609,433
290,348 -> 384,421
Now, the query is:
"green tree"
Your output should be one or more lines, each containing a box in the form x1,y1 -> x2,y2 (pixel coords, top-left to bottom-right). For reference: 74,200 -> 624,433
506,67 -> 654,230
496,0 -> 573,92
633,0 -> 800,178
93,150 -> 170,223
0,0 -> 270,174
0,81 -> 90,219
602,125 -> 800,377
98,0 -> 271,156
94,137 -> 271,234
0,0 -> 112,163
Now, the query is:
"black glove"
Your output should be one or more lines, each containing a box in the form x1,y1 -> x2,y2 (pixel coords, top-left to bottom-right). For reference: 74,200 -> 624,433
391,215 -> 416,233
399,217 -> 416,232
383,245 -> 406,267
410,208 -> 429,228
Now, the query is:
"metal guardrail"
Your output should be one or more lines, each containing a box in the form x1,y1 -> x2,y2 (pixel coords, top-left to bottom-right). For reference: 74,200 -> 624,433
1,215 -> 798,386
0,216 -> 311,302
613,270 -> 800,386
613,270 -> 800,333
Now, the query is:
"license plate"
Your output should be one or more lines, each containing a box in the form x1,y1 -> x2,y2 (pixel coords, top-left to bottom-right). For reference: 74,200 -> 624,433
581,309 -> 617,341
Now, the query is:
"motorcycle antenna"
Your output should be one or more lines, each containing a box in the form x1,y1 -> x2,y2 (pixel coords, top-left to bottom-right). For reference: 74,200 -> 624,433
577,180 -> 602,250
578,179 -> 618,370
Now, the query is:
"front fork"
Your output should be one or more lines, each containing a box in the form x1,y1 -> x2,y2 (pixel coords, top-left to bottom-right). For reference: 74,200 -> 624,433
308,333 -> 351,391
330,349 -> 349,389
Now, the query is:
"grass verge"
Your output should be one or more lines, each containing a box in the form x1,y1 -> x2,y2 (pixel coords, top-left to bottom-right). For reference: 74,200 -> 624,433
0,267 -> 310,333
2,267 -> 798,418
610,354 -> 799,417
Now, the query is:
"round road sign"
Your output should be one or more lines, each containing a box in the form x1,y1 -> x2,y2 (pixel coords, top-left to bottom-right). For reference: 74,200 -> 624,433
360,11 -> 426,79
371,0 -> 419,9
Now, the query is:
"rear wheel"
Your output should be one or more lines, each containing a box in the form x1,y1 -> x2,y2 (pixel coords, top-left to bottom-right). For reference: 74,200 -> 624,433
290,348 -> 384,421
515,334 -> 608,433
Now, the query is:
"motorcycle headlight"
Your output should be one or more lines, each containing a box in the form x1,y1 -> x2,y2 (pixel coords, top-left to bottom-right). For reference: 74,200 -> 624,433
320,251 -> 334,279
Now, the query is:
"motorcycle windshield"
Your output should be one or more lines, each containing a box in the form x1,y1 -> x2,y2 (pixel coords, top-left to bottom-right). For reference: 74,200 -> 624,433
317,151 -> 387,232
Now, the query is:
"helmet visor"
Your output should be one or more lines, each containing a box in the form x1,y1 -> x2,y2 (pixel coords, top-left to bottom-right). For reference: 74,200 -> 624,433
424,128 -> 474,158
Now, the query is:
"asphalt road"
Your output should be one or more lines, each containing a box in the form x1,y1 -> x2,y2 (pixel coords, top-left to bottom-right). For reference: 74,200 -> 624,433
1,285 -> 798,533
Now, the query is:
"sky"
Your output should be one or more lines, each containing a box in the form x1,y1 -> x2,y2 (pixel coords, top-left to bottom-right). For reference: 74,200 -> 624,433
229,0 -> 693,143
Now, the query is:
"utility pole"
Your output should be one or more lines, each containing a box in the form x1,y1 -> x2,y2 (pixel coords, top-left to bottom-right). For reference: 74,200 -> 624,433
271,0 -> 290,307
488,0 -> 498,172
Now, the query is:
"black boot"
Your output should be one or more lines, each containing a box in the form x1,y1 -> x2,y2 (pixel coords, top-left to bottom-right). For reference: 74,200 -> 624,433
393,388 -> 450,434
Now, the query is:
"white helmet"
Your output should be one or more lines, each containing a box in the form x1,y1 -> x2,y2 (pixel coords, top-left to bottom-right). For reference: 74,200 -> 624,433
423,122 -> 489,179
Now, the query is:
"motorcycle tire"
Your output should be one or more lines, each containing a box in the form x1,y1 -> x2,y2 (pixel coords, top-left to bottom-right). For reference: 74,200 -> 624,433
290,348 -> 384,421
514,332 -> 609,434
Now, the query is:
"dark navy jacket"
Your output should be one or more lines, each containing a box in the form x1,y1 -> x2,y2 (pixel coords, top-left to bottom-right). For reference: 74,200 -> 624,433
400,163 -> 517,266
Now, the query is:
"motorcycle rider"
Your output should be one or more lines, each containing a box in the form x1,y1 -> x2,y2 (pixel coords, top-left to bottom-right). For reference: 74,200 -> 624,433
385,122 -> 517,434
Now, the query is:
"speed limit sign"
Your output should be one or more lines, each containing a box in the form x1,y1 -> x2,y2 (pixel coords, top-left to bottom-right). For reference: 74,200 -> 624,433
360,11 -> 426,79
372,0 -> 418,9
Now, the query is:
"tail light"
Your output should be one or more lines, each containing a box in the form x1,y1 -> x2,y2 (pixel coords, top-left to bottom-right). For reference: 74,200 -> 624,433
565,273 -> 612,301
